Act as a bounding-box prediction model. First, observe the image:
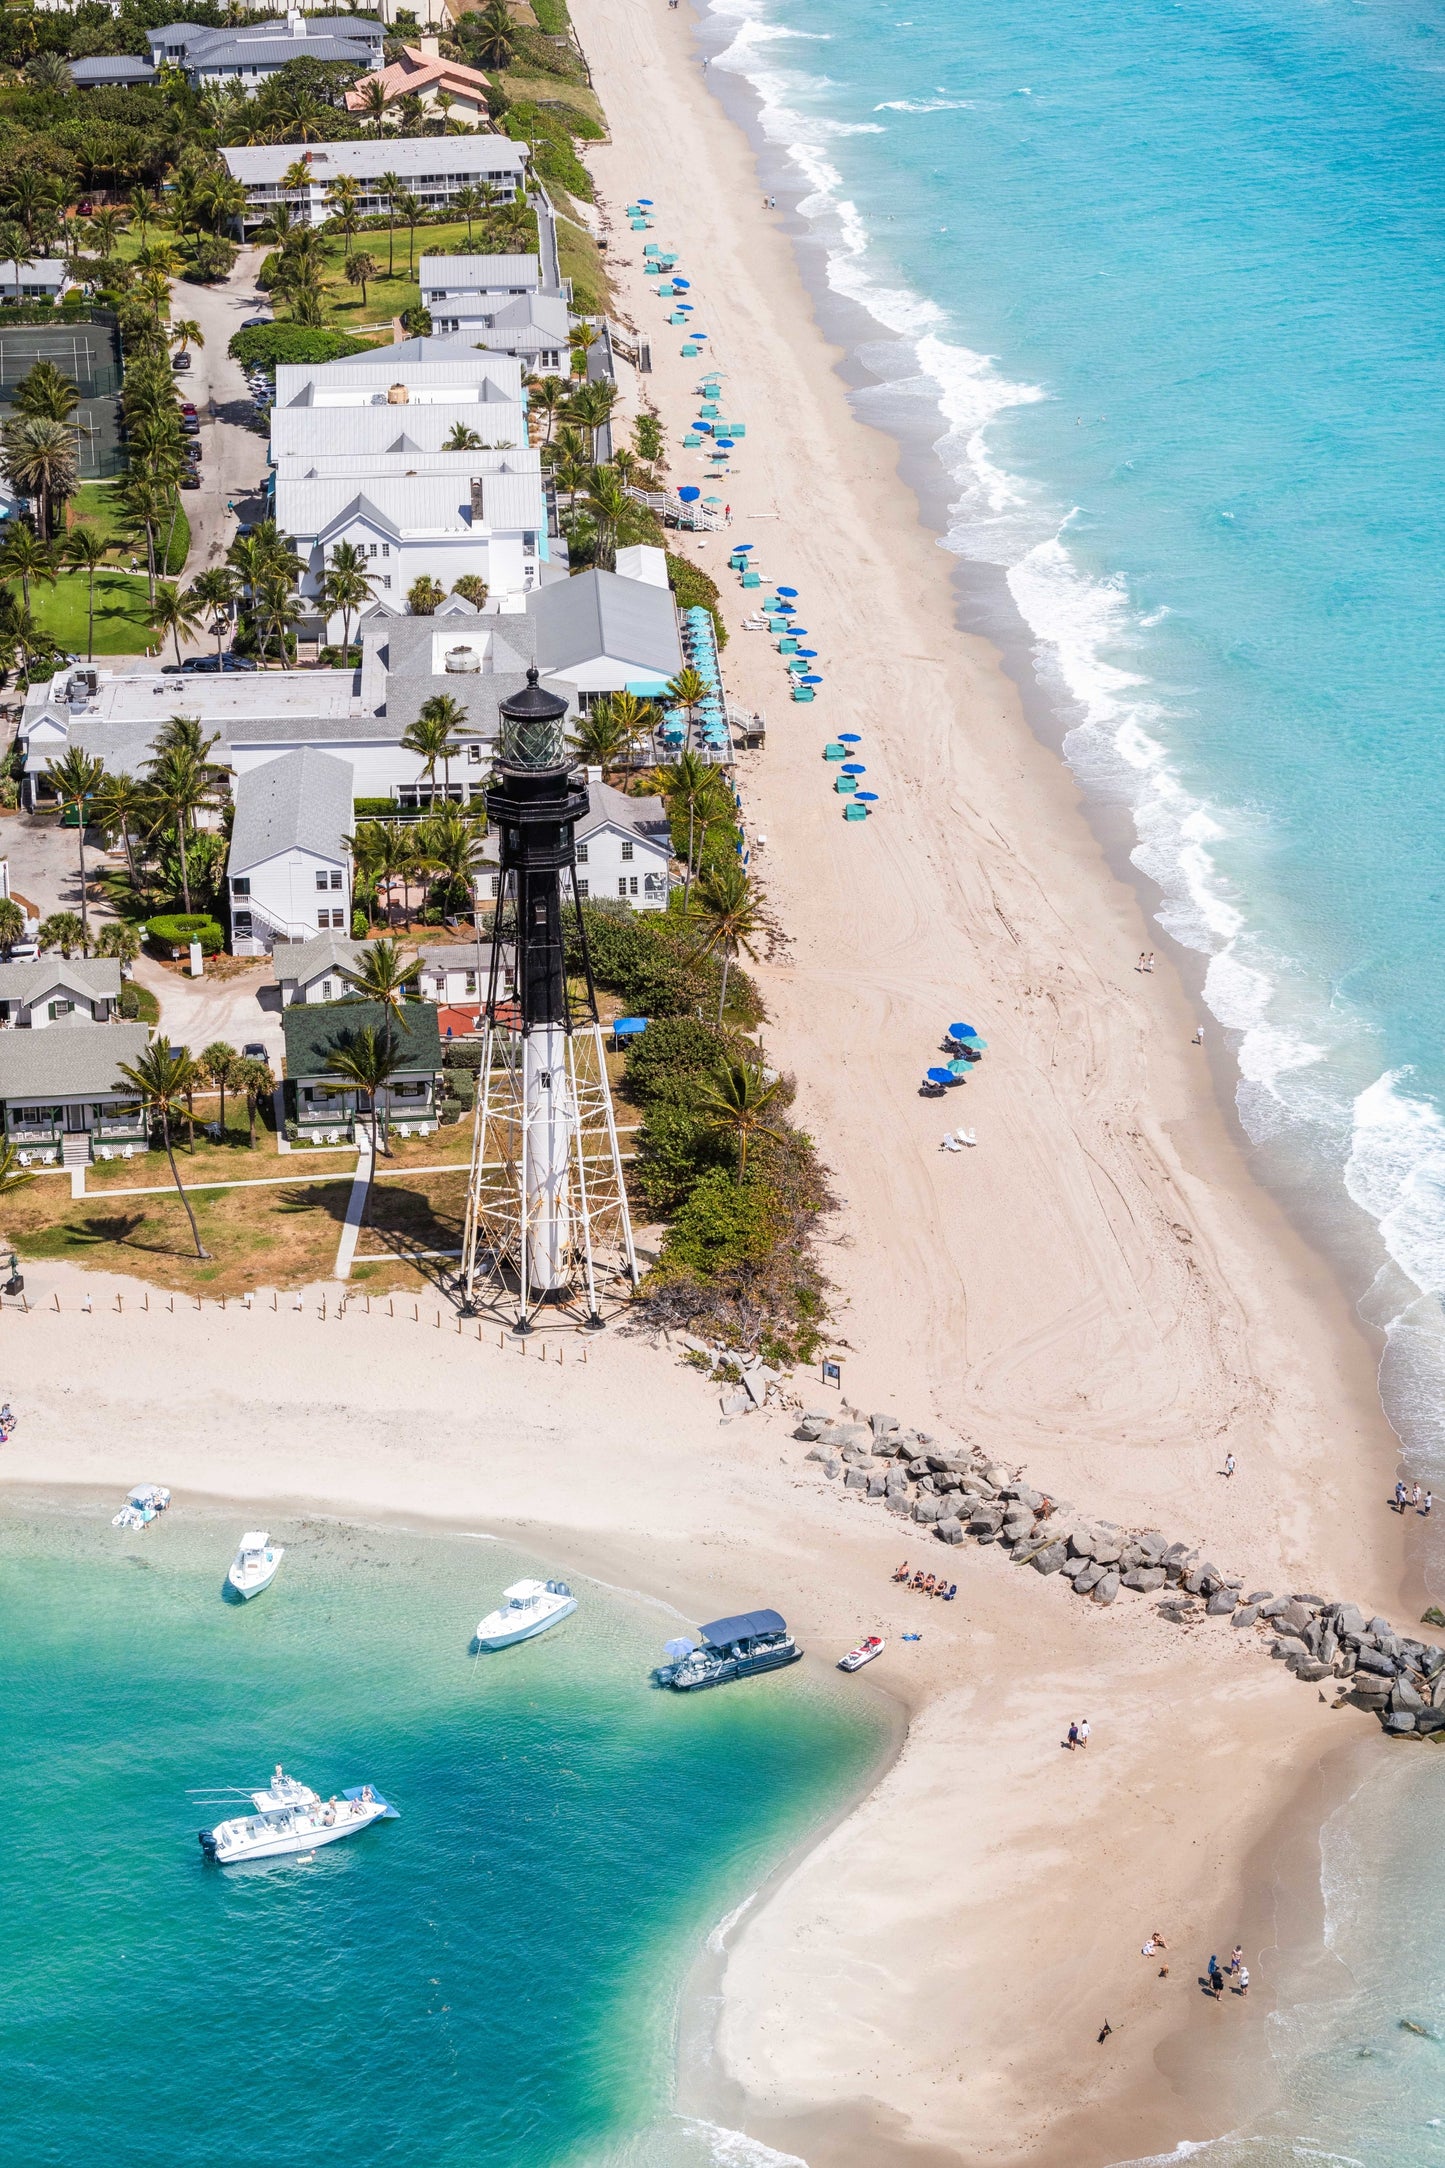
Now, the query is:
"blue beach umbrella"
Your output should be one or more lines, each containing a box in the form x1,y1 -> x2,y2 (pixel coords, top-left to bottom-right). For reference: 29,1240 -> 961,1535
677,485 -> 701,501
673,278 -> 690,289
841,762 -> 865,774
801,673 -> 823,684
795,648 -> 817,658
777,585 -> 798,597
838,731 -> 861,743
638,196 -> 654,205
948,1022 -> 979,1040
734,542 -> 753,552
856,790 -> 879,801
926,1067 -> 953,1084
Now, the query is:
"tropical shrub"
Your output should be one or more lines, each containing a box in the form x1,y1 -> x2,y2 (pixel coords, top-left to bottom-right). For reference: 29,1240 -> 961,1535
145,912 -> 223,956
228,324 -> 372,371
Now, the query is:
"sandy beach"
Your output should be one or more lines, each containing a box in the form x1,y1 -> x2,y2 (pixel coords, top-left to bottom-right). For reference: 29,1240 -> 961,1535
0,5 -> 1430,2160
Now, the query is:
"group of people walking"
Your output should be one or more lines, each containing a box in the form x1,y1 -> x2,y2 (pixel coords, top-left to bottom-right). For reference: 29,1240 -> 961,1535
1206,1947 -> 1250,1998
1394,1480 -> 1432,1515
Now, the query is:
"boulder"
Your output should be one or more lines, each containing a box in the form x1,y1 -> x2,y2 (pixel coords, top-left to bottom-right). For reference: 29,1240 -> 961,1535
844,1468 -> 869,1491
1334,1603 -> 1366,1639
1011,1531 -> 1055,1564
1293,1593 -> 1329,1609
1001,1484 -> 1044,1512
1246,1589 -> 1274,1606
887,1491 -> 912,1515
1432,1670 -> 1445,1710
1383,1710 -> 1418,1734
1392,1676 -> 1427,1712
1206,1587 -> 1239,1616
1333,1648 -> 1356,1675
867,1473 -> 888,1498
820,1458 -> 841,1479
1231,1604 -> 1260,1630
1137,1531 -> 1168,1561
982,1463 -> 1010,1487
1275,1600 -> 1314,1636
1092,1571 -> 1120,1605
870,1411 -> 901,1437
1067,1529 -> 1098,1561
1032,1542 -> 1069,1576
1293,1659 -> 1332,1682
1368,1616 -> 1395,1639
1355,1647 -> 1397,1677
968,1505 -> 1007,1536
1092,1537 -> 1124,1566
935,1516 -> 965,1545
1377,1633 -> 1403,1661
721,1390 -> 751,1416
1072,1562 -> 1105,1593
913,1495 -> 948,1524
805,1445 -> 834,1463
1349,1679 -> 1392,1706
1319,1628 -> 1339,1667
1413,1705 -> 1445,1733
795,1418 -> 827,1442
1122,1567 -> 1168,1593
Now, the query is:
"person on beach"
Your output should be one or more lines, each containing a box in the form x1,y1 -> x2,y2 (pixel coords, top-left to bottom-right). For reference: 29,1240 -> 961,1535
1137,953 -> 1147,972
1413,1483 -> 1423,1512
1145,952 -> 1155,971
1424,1492 -> 1434,1516
1067,1721 -> 1079,1750
1077,1718 -> 1090,1748
1207,1956 -> 1223,1999
1193,1025 -> 1206,1045
1238,1965 -> 1250,1996
1097,2019 -> 1112,2044
1395,1480 -> 1408,1513
1223,1452 -> 1236,1477
1229,1946 -> 1243,1974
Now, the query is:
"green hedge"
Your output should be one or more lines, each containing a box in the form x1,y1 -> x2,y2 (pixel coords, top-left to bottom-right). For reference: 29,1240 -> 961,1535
229,323 -> 373,372
667,551 -> 727,650
146,913 -> 223,956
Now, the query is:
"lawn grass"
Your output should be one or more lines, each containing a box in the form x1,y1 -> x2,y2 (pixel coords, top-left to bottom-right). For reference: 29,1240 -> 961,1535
32,567 -> 155,656
556,211 -> 610,315
84,1120 -> 286,1188
317,213 -> 541,332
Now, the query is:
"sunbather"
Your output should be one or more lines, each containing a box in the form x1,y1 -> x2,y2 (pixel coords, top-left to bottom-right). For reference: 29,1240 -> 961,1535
943,1583 -> 957,1601
911,1571 -> 926,1591
921,1573 -> 937,1594
893,1561 -> 910,1581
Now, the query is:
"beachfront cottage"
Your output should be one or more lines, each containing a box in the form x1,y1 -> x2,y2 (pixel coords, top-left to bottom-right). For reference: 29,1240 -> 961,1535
0,1020 -> 152,1166
0,957 -> 121,1029
345,40 -> 492,128
524,569 -> 683,710
281,999 -> 442,1141
148,15 -> 384,92
221,135 -> 527,231
228,748 -> 354,956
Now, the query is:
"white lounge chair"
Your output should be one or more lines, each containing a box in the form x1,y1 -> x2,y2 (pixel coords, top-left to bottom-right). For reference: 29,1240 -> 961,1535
18,1151 -> 30,1166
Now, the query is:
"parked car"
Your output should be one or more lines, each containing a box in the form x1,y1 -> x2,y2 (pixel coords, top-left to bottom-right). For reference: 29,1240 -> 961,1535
172,352 -> 191,372
180,402 -> 197,416
240,315 -> 272,329
181,653 -> 257,673
242,1041 -> 268,1060
180,417 -> 200,435
180,471 -> 202,489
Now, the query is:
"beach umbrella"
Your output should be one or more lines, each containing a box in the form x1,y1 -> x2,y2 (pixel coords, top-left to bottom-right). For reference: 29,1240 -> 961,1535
663,1636 -> 694,1660
948,1023 -> 978,1040
673,278 -> 690,289
795,647 -> 817,658
841,762 -> 865,774
838,731 -> 861,743
856,790 -> 879,801
777,584 -> 798,597
800,673 -> 823,684
947,1059 -> 971,1078
733,542 -> 753,552
677,485 -> 701,501
704,495 -> 723,504
714,437 -> 735,451
926,1067 -> 953,1084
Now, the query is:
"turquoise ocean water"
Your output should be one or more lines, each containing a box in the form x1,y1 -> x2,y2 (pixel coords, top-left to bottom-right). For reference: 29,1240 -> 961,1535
0,1508 -> 881,2168
697,0 -> 1445,2154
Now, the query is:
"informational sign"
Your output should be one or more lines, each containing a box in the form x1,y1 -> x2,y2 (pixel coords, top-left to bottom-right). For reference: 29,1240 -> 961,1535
822,1359 -> 842,1389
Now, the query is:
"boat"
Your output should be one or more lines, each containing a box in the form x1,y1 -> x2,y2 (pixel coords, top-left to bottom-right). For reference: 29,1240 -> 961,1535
197,1767 -> 398,1864
476,1577 -> 577,1650
112,1483 -> 171,1529
228,1530 -> 284,1599
838,1634 -> 885,1672
657,1609 -> 802,1691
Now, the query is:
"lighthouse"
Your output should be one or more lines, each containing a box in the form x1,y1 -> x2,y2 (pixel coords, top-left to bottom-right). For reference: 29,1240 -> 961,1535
459,669 -> 637,1328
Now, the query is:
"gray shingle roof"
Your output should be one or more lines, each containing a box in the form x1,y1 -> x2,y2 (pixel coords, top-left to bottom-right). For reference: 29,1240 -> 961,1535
282,998 -> 441,1081
526,569 -> 682,681
420,254 -> 541,293
578,781 -> 671,845
270,932 -> 364,986
229,747 -> 353,875
0,958 -> 121,1007
70,54 -> 156,82
0,1021 -> 151,1103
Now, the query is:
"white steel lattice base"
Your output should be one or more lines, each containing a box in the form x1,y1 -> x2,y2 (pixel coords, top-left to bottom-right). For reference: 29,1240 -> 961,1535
460,1020 -> 638,1326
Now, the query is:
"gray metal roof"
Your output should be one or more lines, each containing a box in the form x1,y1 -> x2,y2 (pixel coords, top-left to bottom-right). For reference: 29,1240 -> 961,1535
0,958 -> 121,1007
475,472 -> 545,533
420,254 -> 541,294
192,34 -> 378,67
0,1021 -> 152,1104
70,54 -> 156,81
578,781 -> 671,846
526,569 -> 682,681
268,401 -> 527,460
273,447 -> 541,484
277,476 -> 476,541
229,747 -> 354,875
223,138 -> 526,186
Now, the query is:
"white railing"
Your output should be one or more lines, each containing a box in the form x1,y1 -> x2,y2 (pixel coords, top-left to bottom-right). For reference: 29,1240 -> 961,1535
623,483 -> 726,532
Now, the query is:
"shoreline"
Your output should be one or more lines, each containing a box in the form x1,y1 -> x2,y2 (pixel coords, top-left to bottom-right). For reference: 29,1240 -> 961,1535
565,0 -> 1423,2160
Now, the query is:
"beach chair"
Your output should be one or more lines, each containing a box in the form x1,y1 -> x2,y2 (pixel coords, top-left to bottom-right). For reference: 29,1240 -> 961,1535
681,343 -> 700,357
835,775 -> 857,794
778,635 -> 798,654
683,431 -> 702,448
792,684 -> 816,702
844,802 -> 869,820
823,743 -> 846,759
741,570 -> 760,588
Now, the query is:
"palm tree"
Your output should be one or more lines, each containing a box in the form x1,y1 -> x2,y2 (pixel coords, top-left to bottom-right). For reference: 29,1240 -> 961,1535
452,184 -> 484,242
568,378 -> 619,458
662,742 -> 726,900
39,911 -> 85,957
696,1060 -> 784,1177
374,823 -> 416,928
531,374 -> 568,447
116,1040 -> 210,1259
378,169 -> 403,275
85,206 -> 127,258
235,1055 -> 275,1148
602,688 -> 658,764
344,250 -> 380,306
0,521 -> 56,615
451,573 -> 489,609
418,805 -> 488,917
324,1024 -> 403,1165
582,463 -> 628,571
199,1040 -> 239,1134
187,566 -> 238,666
62,522 -> 108,661
444,422 -> 484,450
170,318 -> 204,358
127,186 -> 157,243
144,747 -> 214,914
5,169 -> 65,258
355,75 -> 392,129
691,863 -> 764,1025
547,424 -> 591,502
148,580 -> 204,669
95,920 -> 141,967
92,771 -> 146,891
0,418 -> 77,541
120,474 -> 171,605
0,899 -> 23,958
569,701 -> 635,778
401,700 -> 459,806
340,936 -> 415,1053
13,359 -> 80,424
394,189 -> 423,275
323,174 -> 362,246
406,574 -> 445,617
320,538 -> 375,653
45,747 -> 106,942
473,0 -> 517,67
415,693 -> 466,797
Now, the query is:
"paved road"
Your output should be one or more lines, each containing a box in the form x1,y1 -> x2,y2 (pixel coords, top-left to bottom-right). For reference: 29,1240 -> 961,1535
131,951 -> 286,1068
169,252 -> 272,652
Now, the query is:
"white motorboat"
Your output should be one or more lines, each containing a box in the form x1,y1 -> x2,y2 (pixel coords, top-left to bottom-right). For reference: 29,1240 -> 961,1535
475,1577 -> 577,1650
197,1767 -> 398,1864
228,1530 -> 284,1599
112,1483 -> 171,1529
838,1634 -> 885,1672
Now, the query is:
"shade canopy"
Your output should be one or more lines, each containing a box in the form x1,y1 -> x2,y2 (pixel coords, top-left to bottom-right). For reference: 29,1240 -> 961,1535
700,1610 -> 787,1647
948,1023 -> 979,1039
613,1017 -> 648,1037
677,484 -> 700,501
623,678 -> 670,697
776,585 -> 798,596
715,437 -> 735,448
926,1067 -> 953,1083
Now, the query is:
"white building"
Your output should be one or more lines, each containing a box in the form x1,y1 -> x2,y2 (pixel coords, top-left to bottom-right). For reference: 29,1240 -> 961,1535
525,568 -> 683,706
272,347 -> 525,412
277,468 -> 544,627
267,403 -> 531,466
0,260 -> 70,303
419,254 -> 545,304
270,929 -> 363,1004
222,135 -> 528,230
228,746 -> 354,954
148,12 -> 383,89
0,956 -> 121,1029
478,779 -> 673,911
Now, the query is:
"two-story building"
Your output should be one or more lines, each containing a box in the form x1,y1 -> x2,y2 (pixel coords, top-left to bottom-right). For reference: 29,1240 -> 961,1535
281,997 -> 442,1141
276,467 -> 543,627
345,40 -> 492,126
0,1020 -> 152,1165
524,567 -> 684,709
222,134 -> 527,231
228,746 -> 354,955
148,12 -> 383,91
476,778 -> 673,911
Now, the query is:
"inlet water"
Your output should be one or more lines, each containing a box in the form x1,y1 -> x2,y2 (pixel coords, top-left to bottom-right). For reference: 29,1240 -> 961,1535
0,1508 -> 882,2167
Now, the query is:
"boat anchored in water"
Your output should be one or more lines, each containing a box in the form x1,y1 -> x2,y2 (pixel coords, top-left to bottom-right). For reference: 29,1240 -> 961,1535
228,1530 -> 283,1600
476,1577 -> 577,1650
197,1767 -> 398,1864
658,1609 -> 802,1691
838,1634 -> 885,1672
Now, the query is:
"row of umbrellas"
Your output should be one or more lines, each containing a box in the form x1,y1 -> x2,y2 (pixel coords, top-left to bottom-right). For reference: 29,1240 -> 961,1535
923,1023 -> 989,1089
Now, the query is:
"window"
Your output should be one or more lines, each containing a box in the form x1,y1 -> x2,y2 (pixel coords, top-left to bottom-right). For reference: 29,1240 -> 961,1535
231,876 -> 250,898
489,876 -> 499,896
629,876 -> 638,896
318,980 -> 333,1000
315,870 -> 329,891
49,999 -> 74,1019
575,842 -> 588,864
576,878 -> 589,898
463,971 -> 476,996
234,912 -> 253,935
329,870 -> 343,891
381,543 -> 390,558
367,543 -> 377,558
620,840 -> 634,862
617,878 -> 628,899
467,744 -> 482,763
318,909 -> 344,930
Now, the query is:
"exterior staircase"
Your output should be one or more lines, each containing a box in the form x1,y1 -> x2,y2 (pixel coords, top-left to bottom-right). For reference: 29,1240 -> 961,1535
61,1134 -> 90,1169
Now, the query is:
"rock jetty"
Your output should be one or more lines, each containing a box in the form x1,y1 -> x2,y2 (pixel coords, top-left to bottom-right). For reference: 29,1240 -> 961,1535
796,1408 -> 1442,1739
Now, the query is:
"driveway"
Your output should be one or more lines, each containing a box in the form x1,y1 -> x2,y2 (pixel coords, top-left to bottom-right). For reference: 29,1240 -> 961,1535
0,807 -> 105,922
169,252 -> 273,642
131,950 -> 285,1068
